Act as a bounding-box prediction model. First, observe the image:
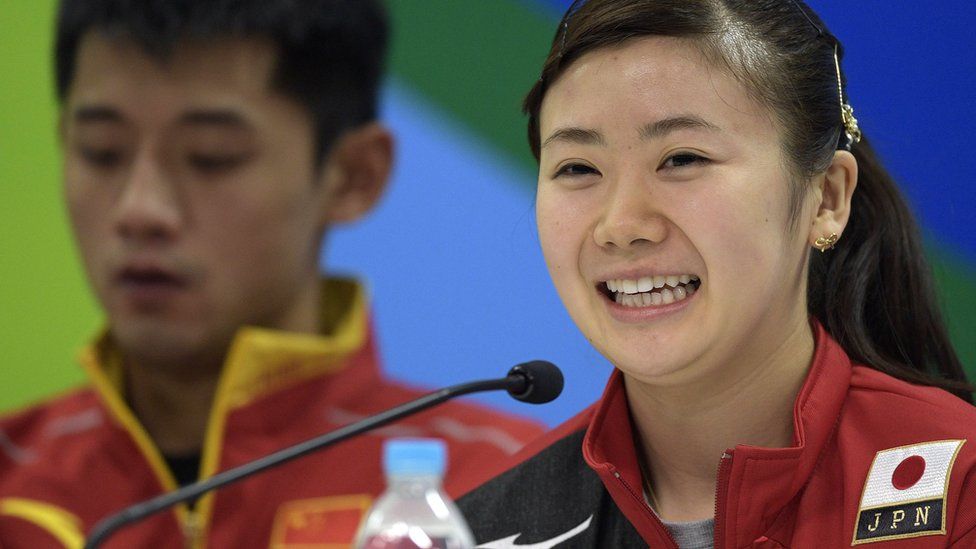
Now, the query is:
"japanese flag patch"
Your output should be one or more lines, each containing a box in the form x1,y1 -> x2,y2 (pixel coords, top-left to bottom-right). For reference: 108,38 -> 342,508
852,439 -> 965,545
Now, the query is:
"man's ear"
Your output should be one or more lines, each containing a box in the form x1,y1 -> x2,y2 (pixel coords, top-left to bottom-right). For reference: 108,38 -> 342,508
808,150 -> 858,248
318,122 -> 394,224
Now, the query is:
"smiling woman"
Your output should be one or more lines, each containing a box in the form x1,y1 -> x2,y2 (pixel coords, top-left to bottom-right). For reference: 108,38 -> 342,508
459,1 -> 976,547
536,36 -> 813,388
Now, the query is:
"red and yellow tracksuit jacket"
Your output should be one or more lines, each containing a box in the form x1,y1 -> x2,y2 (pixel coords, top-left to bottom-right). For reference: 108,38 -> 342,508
459,321 -> 976,547
0,278 -> 545,548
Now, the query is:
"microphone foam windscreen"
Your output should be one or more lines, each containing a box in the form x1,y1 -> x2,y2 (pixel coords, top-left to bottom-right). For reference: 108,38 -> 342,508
508,360 -> 564,404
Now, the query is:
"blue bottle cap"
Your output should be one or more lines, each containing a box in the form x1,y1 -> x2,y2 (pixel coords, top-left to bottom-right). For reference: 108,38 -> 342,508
383,438 -> 447,477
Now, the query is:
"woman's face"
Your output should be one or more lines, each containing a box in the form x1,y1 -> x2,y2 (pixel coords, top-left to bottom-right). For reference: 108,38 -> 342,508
536,36 -> 816,385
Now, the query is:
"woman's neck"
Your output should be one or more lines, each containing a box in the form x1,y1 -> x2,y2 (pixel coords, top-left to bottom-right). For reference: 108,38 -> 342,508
625,319 -> 815,522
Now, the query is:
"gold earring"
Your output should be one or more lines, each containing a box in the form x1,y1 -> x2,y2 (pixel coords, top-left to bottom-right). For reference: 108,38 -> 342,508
815,233 -> 839,253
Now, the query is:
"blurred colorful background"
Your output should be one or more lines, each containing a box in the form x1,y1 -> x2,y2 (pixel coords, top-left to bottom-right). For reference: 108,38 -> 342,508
2,1 -> 974,426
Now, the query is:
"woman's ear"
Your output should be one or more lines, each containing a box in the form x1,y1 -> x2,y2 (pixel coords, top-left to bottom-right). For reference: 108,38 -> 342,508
808,150 -> 858,250
317,122 -> 394,224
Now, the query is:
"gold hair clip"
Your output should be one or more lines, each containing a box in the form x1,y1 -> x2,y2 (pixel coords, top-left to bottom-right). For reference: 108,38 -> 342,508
833,44 -> 861,148
841,103 -> 861,146
788,1 -> 861,149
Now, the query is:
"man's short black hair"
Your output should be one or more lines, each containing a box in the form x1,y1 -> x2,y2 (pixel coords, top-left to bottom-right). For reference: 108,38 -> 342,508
55,0 -> 388,165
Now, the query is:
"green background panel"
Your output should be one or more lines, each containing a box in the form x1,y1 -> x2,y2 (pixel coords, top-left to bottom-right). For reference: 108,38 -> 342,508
387,0 -> 553,172
1,0 -> 95,410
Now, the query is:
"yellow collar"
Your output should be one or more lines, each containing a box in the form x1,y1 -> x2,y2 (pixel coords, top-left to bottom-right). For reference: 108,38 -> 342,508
80,277 -> 369,412
73,277 -> 372,526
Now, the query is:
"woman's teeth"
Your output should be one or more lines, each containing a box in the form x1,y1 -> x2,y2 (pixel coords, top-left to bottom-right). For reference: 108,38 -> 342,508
607,275 -> 699,307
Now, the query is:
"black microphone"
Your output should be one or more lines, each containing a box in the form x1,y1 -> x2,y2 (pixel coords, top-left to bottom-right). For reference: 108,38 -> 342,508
505,360 -> 563,404
84,360 -> 562,548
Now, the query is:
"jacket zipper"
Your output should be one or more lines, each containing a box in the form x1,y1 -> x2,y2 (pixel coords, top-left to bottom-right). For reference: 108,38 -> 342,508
713,450 -> 733,549
183,507 -> 202,549
610,467 -> 680,548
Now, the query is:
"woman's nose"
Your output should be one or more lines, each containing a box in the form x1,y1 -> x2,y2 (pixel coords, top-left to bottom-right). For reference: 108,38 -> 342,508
592,178 -> 668,251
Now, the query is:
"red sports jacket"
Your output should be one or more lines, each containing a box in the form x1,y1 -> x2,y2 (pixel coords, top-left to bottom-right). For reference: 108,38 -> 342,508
459,322 -> 976,547
0,279 -> 545,548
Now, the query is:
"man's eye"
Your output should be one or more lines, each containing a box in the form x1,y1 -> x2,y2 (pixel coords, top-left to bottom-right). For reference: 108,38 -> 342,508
661,153 -> 708,169
554,163 -> 599,177
79,147 -> 123,168
188,154 -> 248,173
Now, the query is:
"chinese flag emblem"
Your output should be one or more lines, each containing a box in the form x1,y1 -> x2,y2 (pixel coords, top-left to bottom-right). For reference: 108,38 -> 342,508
270,495 -> 373,548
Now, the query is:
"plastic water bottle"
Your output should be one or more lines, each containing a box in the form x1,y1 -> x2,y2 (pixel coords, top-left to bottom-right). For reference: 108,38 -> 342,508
354,438 -> 475,549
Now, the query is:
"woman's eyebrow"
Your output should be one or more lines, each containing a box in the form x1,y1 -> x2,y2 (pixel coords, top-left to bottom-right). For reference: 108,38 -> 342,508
542,127 -> 607,150
542,116 -> 722,150
638,115 -> 721,140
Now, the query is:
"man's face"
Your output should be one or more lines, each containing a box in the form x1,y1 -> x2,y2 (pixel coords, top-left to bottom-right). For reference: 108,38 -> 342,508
62,34 -> 333,368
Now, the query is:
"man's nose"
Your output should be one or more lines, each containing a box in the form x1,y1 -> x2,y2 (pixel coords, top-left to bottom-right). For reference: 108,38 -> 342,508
592,177 -> 668,251
113,150 -> 182,244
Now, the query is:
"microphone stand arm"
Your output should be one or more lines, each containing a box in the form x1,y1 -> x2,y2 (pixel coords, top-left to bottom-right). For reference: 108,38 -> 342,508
84,376 -> 514,549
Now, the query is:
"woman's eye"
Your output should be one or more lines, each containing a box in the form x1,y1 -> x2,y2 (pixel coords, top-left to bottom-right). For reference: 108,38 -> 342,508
661,152 -> 708,169
554,163 -> 599,177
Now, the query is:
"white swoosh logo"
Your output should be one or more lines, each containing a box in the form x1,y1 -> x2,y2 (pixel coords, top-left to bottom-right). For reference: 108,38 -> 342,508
476,515 -> 593,549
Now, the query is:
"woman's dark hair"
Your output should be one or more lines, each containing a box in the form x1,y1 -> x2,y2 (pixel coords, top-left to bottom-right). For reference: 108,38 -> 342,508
524,0 -> 971,401
55,0 -> 388,167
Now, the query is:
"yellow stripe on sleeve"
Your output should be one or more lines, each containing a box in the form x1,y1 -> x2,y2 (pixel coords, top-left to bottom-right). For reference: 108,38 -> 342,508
0,498 -> 84,549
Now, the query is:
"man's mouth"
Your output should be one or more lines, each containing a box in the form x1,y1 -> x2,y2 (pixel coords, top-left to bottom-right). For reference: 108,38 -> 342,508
599,275 -> 701,307
116,266 -> 186,289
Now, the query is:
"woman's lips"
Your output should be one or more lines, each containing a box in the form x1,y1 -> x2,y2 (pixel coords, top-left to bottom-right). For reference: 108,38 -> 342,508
599,274 -> 700,307
596,274 -> 701,321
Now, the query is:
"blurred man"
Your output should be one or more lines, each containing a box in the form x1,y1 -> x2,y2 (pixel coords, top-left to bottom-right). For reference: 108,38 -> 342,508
0,1 -> 544,546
